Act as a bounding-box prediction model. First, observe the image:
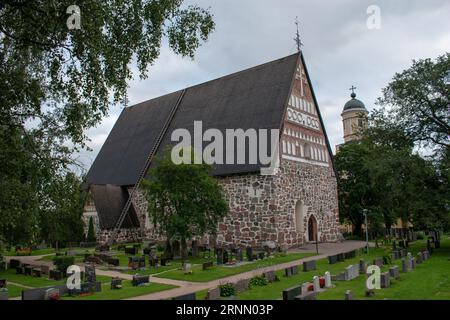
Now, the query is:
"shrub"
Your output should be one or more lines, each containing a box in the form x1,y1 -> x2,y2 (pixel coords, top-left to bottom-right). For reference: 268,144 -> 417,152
86,217 -> 96,242
53,256 -> 75,273
416,231 -> 425,240
219,283 -> 235,297
382,254 -> 392,265
249,275 -> 268,288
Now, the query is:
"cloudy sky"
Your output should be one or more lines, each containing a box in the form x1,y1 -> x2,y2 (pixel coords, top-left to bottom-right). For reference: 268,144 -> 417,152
77,0 -> 450,172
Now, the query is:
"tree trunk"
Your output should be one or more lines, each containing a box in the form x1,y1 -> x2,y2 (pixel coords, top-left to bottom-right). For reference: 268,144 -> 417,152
180,237 -> 188,264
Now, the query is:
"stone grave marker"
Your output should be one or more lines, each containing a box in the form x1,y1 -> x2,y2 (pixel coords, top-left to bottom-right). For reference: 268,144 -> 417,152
263,271 -> 277,283
183,263 -> 193,274
373,257 -> 383,267
202,261 -> 214,271
32,268 -> 41,277
234,279 -> 249,294
124,247 -> 137,255
111,277 -> 122,290
216,248 -> 224,265
324,271 -> 332,288
380,272 -> 390,288
328,255 -> 338,264
337,253 -> 345,262
160,258 -> 166,266
85,263 -> 96,283
303,260 -> 317,272
416,252 -> 423,264
132,275 -> 149,286
313,276 -> 320,291
44,288 -> 60,301
0,279 -> 6,288
359,260 -> 366,274
294,291 -> 317,300
206,287 -> 220,300
284,265 -> 299,277
49,270 -> 63,280
401,258 -> 408,273
411,257 -> 417,269
344,264 -> 359,281
345,290 -> 354,300
9,259 -> 21,269
389,266 -> 400,280
282,285 -> 302,301
223,250 -> 229,264
40,265 -> 50,276
236,248 -> 244,262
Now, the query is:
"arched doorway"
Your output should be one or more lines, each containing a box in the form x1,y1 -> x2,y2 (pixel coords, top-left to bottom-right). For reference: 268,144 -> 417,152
308,215 -> 318,242
295,200 -> 304,233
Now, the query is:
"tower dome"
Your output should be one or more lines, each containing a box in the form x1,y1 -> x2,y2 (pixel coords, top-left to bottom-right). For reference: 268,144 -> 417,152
340,86 -> 368,144
343,92 -> 367,113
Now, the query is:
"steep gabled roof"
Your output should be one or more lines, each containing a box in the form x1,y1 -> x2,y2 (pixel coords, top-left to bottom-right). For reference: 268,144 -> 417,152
87,53 -> 299,186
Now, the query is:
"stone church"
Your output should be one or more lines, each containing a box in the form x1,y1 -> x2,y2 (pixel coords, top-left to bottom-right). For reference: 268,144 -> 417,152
85,52 -> 341,248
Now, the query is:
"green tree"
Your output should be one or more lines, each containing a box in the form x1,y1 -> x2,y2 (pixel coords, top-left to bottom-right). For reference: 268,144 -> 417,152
87,217 -> 96,243
0,1 -> 214,244
377,53 -> 450,150
39,173 -> 86,247
142,151 -> 228,262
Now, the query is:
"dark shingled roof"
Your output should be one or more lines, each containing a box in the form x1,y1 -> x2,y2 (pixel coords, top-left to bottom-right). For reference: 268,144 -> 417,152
87,53 -> 299,186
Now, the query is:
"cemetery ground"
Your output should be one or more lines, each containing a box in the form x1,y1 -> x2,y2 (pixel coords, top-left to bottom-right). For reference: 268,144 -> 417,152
202,236 -> 450,300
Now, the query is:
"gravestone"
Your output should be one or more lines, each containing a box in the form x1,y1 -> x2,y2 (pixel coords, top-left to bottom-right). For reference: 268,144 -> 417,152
49,270 -> 63,280
324,271 -> 332,288
132,275 -> 149,286
125,247 -> 137,255
0,279 -> 6,288
392,250 -> 401,260
303,260 -> 317,272
373,257 -> 383,267
173,293 -> 196,300
22,285 -> 69,300
359,260 -> 366,274
246,247 -> 253,262
416,252 -> 423,264
328,255 -> 338,264
411,257 -> 417,269
283,285 -> 302,300
85,263 -> 96,283
401,258 -> 409,273
160,258 -> 166,266
380,272 -> 390,288
32,268 -> 42,277
344,264 -> 359,281
263,271 -> 277,283
389,266 -> 400,280
313,276 -> 320,291
337,253 -> 345,262
24,265 -> 33,275
345,290 -> 354,300
183,263 -> 192,274
344,251 -> 356,259
205,287 -> 220,300
234,279 -> 249,293
285,265 -> 299,277
40,265 -> 50,276
111,277 -> 122,290
202,261 -> 214,271
9,259 -> 21,269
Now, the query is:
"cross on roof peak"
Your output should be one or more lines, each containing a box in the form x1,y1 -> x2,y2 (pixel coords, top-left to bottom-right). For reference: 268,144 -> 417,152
349,85 -> 357,98
294,17 -> 304,52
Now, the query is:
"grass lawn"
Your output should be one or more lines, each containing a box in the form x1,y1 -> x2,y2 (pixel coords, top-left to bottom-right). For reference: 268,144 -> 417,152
62,280 -> 176,300
157,252 -> 316,282
5,284 -> 23,298
4,248 -> 56,256
230,237 -> 450,300
0,268 -> 112,289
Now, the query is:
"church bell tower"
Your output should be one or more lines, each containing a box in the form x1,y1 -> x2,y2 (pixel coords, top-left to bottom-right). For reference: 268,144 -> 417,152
341,86 -> 368,143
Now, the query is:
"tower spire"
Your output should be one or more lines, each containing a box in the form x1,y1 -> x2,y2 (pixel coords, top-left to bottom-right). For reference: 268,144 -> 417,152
349,85 -> 357,98
294,17 -> 303,52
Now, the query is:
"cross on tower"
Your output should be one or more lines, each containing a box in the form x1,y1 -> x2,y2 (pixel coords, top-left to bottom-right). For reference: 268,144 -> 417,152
294,17 -> 304,52
349,85 -> 357,94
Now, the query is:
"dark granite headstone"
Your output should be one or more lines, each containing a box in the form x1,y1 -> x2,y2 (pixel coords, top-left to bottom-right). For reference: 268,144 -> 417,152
294,291 -> 317,300
111,277 -> 122,290
389,266 -> 400,280
205,287 -> 220,300
85,263 -> 96,283
0,279 -> 6,288
132,275 -> 149,286
202,261 -> 214,271
263,271 -> 277,283
373,257 -> 383,267
282,285 -> 302,300
328,255 -> 338,264
303,260 -> 317,272
380,272 -> 390,288
9,259 -> 21,269
22,285 -> 69,300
